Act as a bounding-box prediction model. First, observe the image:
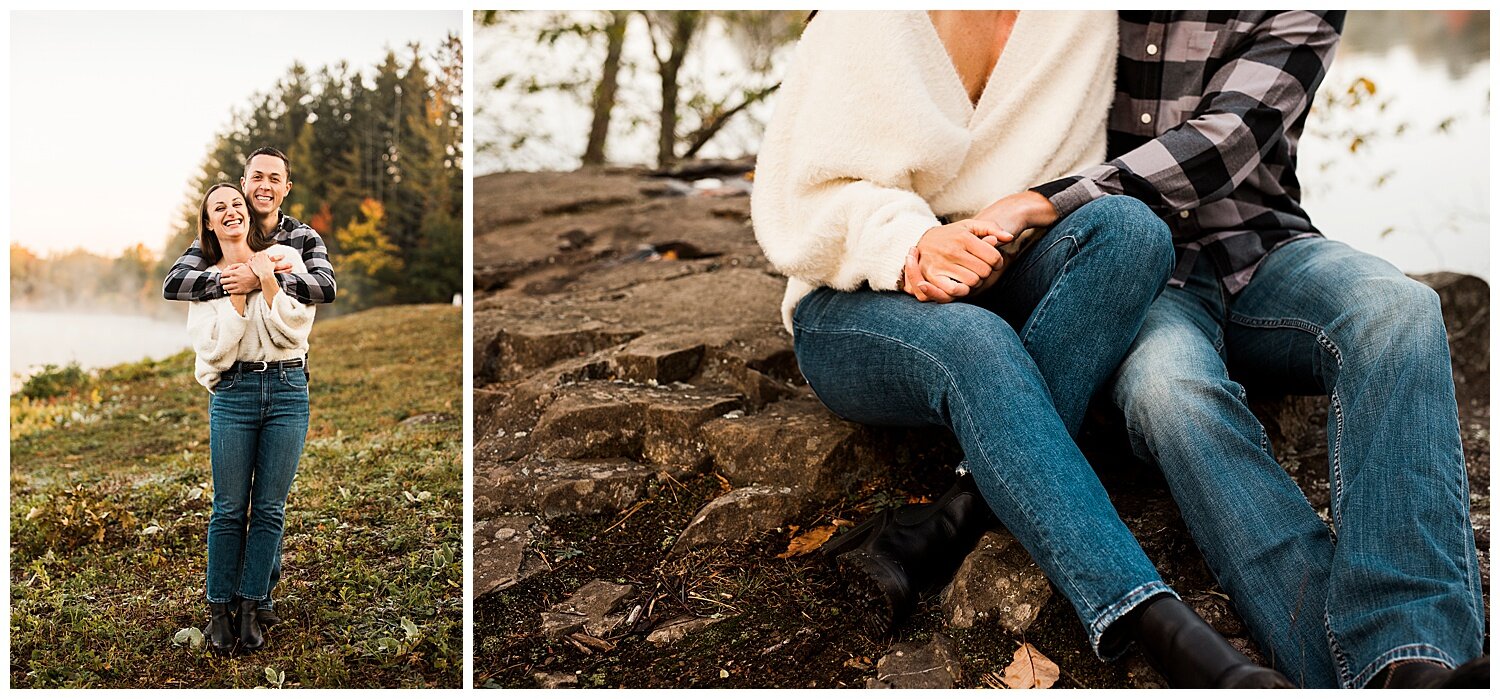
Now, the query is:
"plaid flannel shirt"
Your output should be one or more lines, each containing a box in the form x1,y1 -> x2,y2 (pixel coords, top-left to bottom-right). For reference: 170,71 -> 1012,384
1032,10 -> 1346,293
162,213 -> 337,304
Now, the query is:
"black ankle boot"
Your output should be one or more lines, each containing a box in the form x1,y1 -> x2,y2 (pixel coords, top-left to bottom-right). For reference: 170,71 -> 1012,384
823,473 -> 996,635
1369,656 -> 1489,689
205,602 -> 237,654
1130,596 -> 1293,688
238,598 -> 265,652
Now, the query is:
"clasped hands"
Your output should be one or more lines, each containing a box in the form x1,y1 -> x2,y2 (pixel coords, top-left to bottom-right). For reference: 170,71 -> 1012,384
221,253 -> 293,295
902,190 -> 1057,303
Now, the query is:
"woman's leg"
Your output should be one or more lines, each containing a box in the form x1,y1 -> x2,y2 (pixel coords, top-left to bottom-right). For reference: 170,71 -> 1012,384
794,287 -> 1172,657
237,367 -> 310,603
970,195 -> 1175,435
207,378 -> 258,604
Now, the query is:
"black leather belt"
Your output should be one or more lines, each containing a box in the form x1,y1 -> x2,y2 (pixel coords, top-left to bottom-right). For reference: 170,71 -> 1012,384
227,358 -> 306,374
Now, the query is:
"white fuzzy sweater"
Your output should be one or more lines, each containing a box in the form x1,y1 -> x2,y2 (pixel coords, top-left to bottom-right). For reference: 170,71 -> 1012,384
187,244 -> 316,391
752,11 -> 1118,332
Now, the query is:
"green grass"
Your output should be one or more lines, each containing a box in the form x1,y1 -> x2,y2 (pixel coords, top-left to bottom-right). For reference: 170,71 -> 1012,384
10,304 -> 462,688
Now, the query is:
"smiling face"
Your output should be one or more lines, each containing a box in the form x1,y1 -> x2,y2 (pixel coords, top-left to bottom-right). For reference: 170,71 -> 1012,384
241,153 -> 291,218
205,186 -> 250,241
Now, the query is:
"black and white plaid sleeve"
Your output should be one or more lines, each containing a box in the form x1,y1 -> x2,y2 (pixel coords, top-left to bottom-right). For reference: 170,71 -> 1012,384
1033,11 -> 1344,219
162,241 -> 226,301
275,219 -> 338,305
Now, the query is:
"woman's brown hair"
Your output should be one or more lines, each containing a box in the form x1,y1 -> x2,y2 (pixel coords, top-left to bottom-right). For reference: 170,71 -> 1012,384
197,183 -> 275,264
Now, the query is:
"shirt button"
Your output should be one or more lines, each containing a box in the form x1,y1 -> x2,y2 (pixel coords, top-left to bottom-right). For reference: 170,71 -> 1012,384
1146,43 -> 1159,56
1179,211 -> 1190,219
1140,113 -> 1152,124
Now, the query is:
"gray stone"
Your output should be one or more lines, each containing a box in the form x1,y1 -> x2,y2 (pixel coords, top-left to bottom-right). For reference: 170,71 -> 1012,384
671,486 -> 802,554
613,334 -> 706,384
866,633 -> 963,689
542,580 -> 636,639
531,384 -> 651,460
473,515 -> 545,598
474,457 -> 655,520
701,398 -> 879,497
942,530 -> 1052,634
532,672 -> 580,689
646,616 -> 724,645
642,390 -> 743,474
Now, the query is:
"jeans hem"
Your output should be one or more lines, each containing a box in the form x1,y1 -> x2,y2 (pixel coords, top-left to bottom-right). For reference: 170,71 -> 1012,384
236,592 -> 270,602
1088,580 -> 1177,661
1348,644 -> 1457,688
205,596 -> 235,604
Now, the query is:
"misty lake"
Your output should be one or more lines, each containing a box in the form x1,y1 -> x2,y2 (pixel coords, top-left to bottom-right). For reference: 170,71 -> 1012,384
11,310 -> 190,392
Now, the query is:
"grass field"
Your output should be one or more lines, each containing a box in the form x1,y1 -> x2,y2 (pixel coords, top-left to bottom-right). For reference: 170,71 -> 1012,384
10,304 -> 463,688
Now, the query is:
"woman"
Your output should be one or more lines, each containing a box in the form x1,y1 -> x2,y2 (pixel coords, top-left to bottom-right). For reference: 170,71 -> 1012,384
752,11 -> 1284,687
187,182 -> 314,654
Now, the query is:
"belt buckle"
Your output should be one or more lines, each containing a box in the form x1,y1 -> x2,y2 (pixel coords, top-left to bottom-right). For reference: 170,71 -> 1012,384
248,360 -> 269,373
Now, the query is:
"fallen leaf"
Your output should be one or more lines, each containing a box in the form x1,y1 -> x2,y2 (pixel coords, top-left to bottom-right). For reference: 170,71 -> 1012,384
1000,643 -> 1059,689
776,524 -> 838,559
906,495 -> 932,505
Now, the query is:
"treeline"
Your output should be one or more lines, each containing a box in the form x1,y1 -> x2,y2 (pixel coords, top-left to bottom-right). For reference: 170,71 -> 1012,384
479,10 -> 802,171
155,35 -> 463,313
11,243 -> 163,316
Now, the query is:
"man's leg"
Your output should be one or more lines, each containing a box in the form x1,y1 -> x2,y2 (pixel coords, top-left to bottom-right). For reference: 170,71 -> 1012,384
1224,237 -> 1484,687
1111,254 -> 1341,687
972,195 -> 1175,435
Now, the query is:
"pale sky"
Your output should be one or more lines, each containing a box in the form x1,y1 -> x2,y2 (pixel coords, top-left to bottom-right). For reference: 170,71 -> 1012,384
11,11 -> 459,257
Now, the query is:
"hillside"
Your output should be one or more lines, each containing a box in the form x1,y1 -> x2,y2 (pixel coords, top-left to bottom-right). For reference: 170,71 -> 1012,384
10,304 -> 463,688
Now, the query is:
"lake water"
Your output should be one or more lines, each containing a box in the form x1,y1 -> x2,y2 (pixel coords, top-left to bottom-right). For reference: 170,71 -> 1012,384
11,310 -> 190,392
477,10 -> 1489,280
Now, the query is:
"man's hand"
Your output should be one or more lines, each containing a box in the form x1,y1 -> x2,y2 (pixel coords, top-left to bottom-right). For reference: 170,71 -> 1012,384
974,190 -> 1059,237
220,263 -> 261,295
903,219 -> 1009,303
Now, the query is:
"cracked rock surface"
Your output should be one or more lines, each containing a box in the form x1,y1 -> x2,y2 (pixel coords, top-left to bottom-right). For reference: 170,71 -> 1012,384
473,168 -> 1489,688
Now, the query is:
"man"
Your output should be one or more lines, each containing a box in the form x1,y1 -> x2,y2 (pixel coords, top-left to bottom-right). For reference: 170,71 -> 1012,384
163,146 -> 337,627
974,10 -> 1486,689
164,146 -> 336,305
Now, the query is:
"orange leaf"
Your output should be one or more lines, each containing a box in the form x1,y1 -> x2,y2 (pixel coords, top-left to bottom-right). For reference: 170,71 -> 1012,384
776,524 -> 838,559
1000,643 -> 1059,689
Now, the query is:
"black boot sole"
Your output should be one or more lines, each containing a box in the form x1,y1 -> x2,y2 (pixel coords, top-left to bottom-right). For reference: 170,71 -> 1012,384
834,549 -> 911,638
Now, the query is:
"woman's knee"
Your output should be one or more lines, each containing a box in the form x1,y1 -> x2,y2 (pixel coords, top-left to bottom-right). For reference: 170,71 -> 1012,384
1069,196 -> 1174,282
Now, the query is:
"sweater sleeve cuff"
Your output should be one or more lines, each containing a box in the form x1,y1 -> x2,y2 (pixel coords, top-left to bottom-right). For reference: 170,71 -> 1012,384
865,210 -> 941,292
1030,176 -> 1105,221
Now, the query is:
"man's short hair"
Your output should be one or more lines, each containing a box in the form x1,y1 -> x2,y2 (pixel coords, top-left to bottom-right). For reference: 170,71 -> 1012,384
244,146 -> 292,181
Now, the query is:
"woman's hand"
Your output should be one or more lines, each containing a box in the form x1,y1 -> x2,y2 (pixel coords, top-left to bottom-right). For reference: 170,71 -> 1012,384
903,219 -> 1009,302
248,252 -> 281,307
248,251 -> 276,281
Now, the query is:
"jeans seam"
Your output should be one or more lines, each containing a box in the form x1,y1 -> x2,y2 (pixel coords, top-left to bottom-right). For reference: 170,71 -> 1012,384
1228,314 -> 1347,533
1016,236 -> 1080,350
1348,644 -> 1458,688
794,325 -> 1096,616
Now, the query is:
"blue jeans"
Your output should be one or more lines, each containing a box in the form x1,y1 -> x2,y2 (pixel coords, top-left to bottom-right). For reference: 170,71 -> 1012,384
793,196 -> 1178,657
1111,237 -> 1485,687
206,366 -> 309,605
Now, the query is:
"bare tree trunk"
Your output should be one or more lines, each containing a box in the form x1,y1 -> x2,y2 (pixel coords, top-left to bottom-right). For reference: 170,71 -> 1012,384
651,11 -> 700,170
582,10 -> 629,166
